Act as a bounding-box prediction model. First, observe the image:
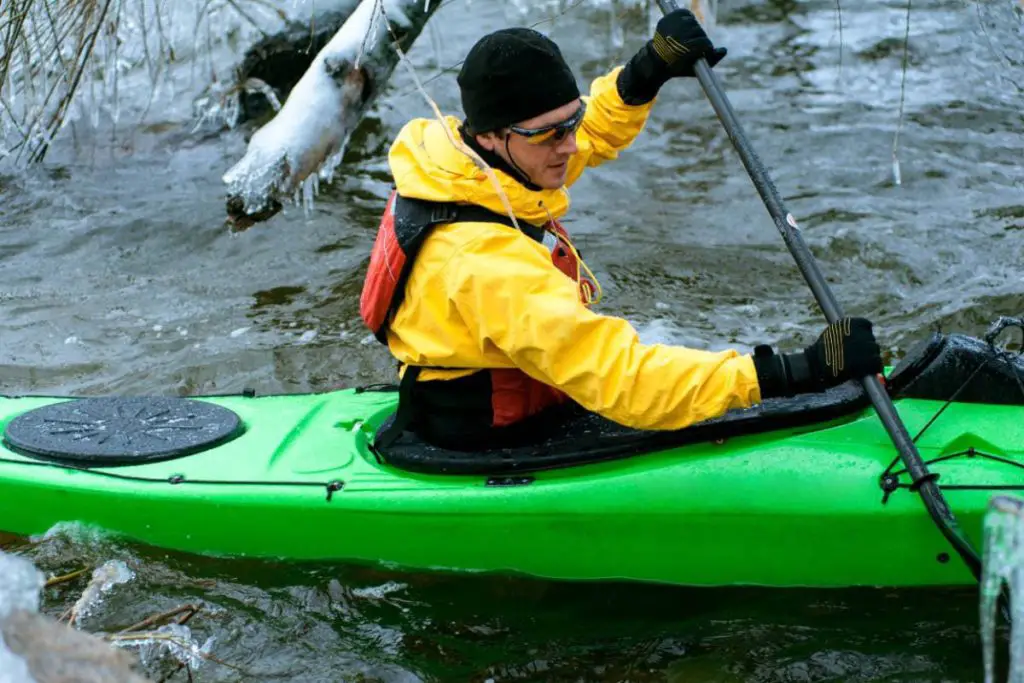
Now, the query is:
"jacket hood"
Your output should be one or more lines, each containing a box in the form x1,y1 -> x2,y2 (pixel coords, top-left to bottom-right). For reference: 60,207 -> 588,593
387,115 -> 571,225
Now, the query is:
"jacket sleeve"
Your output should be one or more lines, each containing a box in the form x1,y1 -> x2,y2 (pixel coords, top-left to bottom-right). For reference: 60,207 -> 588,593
447,230 -> 762,430
566,66 -> 655,183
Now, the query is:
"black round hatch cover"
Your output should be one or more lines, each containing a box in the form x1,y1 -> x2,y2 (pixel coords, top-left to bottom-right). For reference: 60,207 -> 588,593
3,397 -> 244,467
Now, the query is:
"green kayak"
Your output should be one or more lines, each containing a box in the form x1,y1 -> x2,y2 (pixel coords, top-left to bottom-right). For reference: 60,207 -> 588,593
1,331 -> 1022,588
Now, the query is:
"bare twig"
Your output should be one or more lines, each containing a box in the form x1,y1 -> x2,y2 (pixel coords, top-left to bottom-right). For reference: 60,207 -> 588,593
45,567 -> 91,588
117,604 -> 201,634
177,606 -> 199,626
972,0 -> 1024,92
225,0 -> 272,39
39,0 -> 76,82
106,632 -> 249,675
0,0 -> 31,89
1,0 -> 291,164
835,0 -> 845,74
242,0 -> 289,24
28,0 -> 116,163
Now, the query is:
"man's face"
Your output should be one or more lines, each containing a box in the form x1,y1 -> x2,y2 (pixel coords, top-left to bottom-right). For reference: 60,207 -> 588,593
476,99 -> 583,190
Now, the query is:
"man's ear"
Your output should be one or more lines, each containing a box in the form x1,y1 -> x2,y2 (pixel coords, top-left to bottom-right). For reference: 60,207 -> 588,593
475,131 -> 501,152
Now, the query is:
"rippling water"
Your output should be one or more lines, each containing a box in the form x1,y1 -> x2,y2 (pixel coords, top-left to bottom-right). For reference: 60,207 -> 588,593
0,527 -> 994,682
1,0 -> 1023,679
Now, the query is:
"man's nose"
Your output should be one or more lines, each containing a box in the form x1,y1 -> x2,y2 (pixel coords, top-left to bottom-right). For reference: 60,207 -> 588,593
556,131 -> 578,155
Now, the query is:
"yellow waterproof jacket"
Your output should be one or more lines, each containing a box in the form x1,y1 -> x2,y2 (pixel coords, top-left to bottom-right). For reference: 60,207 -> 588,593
383,66 -> 762,431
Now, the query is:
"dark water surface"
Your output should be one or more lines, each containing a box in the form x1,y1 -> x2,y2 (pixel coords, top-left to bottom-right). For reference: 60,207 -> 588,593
2,0 -> 1023,679
0,527 -> 993,682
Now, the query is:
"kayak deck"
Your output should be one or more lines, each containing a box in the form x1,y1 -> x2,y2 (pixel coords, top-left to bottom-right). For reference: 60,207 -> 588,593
1,331 -> 1022,588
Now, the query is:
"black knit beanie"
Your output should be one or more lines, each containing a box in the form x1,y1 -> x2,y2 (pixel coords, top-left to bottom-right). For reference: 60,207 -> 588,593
457,28 -> 581,135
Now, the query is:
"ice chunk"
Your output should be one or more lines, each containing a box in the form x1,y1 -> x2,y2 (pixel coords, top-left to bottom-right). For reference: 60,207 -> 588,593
69,560 -> 135,628
126,624 -> 214,672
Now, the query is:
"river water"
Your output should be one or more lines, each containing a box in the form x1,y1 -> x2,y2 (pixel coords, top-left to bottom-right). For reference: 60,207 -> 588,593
1,0 -> 1022,679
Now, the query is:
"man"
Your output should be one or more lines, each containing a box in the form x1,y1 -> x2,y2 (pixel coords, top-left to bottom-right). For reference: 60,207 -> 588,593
360,9 -> 883,451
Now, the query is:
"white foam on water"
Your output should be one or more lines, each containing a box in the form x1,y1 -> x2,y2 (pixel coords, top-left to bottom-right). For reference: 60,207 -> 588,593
351,581 -> 408,600
635,317 -> 749,354
30,521 -> 116,556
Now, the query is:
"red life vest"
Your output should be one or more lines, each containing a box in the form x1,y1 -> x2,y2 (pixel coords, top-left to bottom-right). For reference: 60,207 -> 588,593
360,190 -> 596,445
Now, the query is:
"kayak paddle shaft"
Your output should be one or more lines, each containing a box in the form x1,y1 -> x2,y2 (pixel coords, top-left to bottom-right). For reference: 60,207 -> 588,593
654,0 -> 984,583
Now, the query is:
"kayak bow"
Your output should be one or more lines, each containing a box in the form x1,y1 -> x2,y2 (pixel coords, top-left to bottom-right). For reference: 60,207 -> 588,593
654,0 -> 984,585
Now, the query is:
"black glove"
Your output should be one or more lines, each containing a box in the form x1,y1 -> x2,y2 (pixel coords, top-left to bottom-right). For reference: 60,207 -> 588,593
616,9 -> 728,105
752,317 -> 884,399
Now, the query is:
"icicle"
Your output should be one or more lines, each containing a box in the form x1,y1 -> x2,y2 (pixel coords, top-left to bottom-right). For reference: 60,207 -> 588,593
610,0 -> 625,49
318,148 -> 348,186
300,172 -> 320,215
981,495 -> 1024,683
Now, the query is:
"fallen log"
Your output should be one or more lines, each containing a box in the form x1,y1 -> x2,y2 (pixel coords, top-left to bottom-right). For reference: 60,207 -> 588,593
222,0 -> 442,230
232,4 -> 361,126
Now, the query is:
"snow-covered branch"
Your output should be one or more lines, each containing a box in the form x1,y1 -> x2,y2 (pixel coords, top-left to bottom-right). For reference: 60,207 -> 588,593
221,0 -> 442,230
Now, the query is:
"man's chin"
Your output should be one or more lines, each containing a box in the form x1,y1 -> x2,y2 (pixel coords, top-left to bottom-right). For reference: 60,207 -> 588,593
540,168 -> 568,189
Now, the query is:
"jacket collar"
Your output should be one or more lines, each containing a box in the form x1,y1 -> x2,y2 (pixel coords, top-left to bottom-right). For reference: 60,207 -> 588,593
459,124 -> 542,192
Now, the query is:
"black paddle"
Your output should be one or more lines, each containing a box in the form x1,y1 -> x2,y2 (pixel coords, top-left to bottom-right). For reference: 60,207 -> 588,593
653,0 -> 984,584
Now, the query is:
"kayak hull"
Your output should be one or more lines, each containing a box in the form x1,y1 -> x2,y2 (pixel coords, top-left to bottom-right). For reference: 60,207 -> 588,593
2,386 -> 1020,588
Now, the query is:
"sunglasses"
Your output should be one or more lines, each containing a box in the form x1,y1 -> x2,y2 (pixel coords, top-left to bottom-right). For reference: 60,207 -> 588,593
508,100 -> 587,146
